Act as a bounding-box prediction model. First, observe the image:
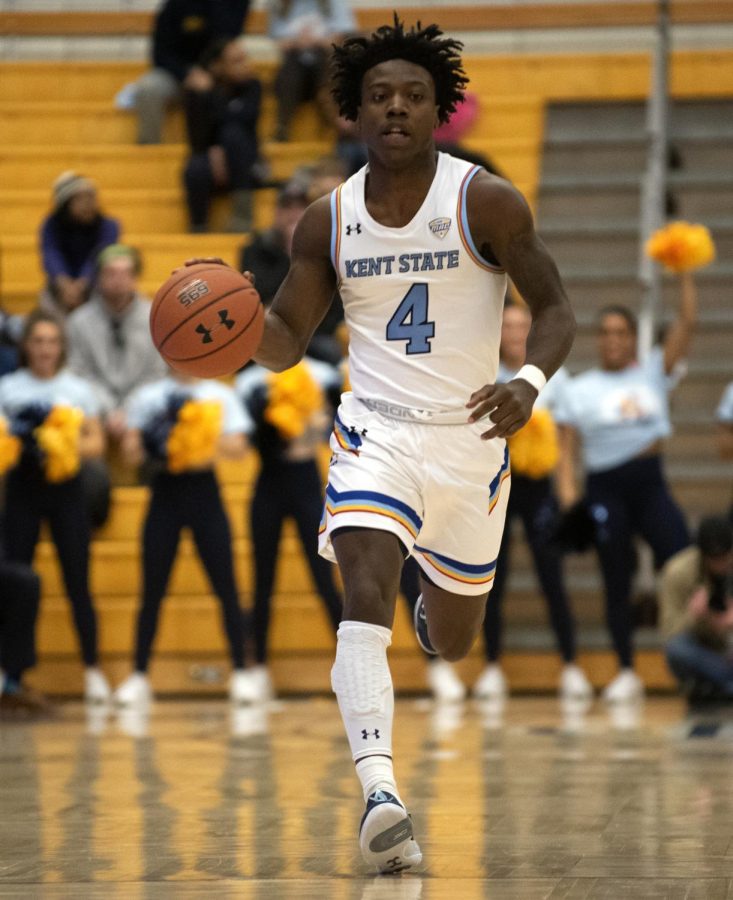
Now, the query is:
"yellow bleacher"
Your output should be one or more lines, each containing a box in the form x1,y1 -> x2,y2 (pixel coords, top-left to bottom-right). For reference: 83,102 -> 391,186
3,46 -> 732,696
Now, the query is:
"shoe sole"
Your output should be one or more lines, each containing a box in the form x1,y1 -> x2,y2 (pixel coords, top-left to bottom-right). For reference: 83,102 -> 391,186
359,802 -> 423,874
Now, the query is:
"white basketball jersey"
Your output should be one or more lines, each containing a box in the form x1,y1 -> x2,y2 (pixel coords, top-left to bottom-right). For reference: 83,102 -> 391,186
330,152 -> 507,413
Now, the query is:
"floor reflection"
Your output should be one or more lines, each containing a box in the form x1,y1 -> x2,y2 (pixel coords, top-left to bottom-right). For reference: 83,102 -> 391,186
0,694 -> 729,897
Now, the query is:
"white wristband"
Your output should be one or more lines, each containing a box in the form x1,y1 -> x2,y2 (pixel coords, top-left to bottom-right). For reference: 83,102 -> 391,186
514,364 -> 547,394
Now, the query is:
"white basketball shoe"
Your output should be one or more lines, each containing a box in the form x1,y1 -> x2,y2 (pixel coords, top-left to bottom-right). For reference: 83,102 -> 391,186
359,790 -> 423,874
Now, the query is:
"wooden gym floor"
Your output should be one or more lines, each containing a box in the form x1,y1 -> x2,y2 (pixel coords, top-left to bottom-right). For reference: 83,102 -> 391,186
1,695 -> 732,899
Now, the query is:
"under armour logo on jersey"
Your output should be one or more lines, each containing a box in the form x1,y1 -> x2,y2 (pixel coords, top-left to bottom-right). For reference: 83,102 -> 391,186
346,223 -> 362,235
196,309 -> 235,344
362,728 -> 380,739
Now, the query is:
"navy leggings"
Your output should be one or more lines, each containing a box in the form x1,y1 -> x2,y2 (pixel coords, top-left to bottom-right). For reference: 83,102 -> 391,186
135,471 -> 245,672
250,460 -> 342,664
586,455 -> 690,668
483,475 -> 577,663
0,561 -> 41,680
4,469 -> 99,666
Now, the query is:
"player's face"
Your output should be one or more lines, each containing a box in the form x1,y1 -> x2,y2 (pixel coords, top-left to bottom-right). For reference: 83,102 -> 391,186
358,60 -> 439,162
500,306 -> 531,367
598,313 -> 636,370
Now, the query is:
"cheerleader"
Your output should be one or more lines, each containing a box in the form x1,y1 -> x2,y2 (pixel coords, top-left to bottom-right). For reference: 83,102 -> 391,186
114,370 -> 253,706
0,309 -> 109,702
554,272 -> 697,703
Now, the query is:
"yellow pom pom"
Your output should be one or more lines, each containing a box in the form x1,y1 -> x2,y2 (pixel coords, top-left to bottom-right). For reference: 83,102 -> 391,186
646,220 -> 716,273
0,415 -> 21,476
34,405 -> 84,483
265,362 -> 324,441
507,408 -> 559,479
166,399 -> 223,473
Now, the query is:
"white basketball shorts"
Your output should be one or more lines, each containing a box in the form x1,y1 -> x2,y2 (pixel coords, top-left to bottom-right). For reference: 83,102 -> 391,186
318,393 -> 511,596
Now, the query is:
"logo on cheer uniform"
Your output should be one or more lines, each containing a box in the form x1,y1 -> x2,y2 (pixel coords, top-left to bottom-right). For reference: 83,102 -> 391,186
178,279 -> 210,308
429,217 -> 451,239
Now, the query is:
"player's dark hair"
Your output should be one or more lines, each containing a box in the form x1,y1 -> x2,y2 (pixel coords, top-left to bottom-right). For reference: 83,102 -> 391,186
598,304 -> 638,335
331,14 -> 468,123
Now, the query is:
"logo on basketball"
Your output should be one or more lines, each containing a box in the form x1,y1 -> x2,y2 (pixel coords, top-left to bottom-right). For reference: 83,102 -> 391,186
429,217 -> 451,239
195,309 -> 235,344
178,279 -> 210,308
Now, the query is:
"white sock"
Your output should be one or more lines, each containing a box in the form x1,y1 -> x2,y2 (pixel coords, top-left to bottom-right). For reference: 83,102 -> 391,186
331,620 -> 400,802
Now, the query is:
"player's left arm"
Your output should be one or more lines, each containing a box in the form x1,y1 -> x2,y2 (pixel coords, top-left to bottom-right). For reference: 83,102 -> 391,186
465,173 -> 576,439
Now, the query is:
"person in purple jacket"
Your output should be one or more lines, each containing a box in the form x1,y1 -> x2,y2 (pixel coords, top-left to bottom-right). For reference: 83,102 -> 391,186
39,172 -> 120,316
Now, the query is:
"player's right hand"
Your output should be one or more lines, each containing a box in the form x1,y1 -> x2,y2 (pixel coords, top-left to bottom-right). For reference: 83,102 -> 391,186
466,379 -> 538,440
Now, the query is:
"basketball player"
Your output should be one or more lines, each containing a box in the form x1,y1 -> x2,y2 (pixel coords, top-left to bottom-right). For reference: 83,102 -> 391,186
190,17 -> 575,873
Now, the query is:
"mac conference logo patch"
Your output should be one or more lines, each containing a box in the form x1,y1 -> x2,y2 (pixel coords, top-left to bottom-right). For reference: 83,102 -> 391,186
429,217 -> 451,239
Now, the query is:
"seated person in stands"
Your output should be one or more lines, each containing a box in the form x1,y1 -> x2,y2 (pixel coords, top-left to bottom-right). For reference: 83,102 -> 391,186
240,173 -> 345,364
0,302 -> 24,377
660,517 -> 733,704
114,369 -> 252,707
716,381 -> 733,523
183,37 -> 264,233
267,0 -> 355,142
239,181 -> 309,305
0,310 -> 110,704
133,0 -> 250,145
39,173 -> 120,316
66,245 -> 168,449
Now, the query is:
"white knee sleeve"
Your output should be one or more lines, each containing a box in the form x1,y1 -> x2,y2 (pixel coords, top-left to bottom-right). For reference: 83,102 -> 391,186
331,620 -> 394,762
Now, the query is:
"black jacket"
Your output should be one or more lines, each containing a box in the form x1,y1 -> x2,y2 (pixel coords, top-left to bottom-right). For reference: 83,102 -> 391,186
152,0 -> 250,81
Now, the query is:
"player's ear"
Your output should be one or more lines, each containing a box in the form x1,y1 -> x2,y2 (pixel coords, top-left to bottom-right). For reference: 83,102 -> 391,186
433,106 -> 440,129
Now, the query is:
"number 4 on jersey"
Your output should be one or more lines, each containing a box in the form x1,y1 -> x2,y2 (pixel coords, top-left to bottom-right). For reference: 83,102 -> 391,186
386,284 -> 435,355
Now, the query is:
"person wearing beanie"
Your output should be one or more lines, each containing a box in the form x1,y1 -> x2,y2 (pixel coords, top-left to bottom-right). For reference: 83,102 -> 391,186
39,172 -> 120,315
660,516 -> 733,705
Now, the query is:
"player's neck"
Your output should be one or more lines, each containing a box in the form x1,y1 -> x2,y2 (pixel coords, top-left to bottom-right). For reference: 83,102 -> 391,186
365,149 -> 438,228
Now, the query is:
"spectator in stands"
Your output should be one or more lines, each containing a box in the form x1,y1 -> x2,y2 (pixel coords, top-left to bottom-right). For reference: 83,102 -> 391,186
66,245 -> 168,447
554,272 -> 697,704
39,173 -> 120,316
0,304 -> 24,377
183,37 -> 264,233
716,381 -> 733,523
474,301 -> 592,703
133,0 -> 250,145
267,0 -> 356,142
240,181 -> 309,305
235,354 -> 343,703
241,177 -> 344,364
660,516 -> 733,704
0,310 -> 110,704
0,547 -> 48,718
115,370 -> 253,707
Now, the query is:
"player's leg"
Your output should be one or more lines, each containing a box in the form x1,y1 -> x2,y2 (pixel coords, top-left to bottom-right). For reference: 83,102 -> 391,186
331,527 -> 422,873
413,431 -> 511,665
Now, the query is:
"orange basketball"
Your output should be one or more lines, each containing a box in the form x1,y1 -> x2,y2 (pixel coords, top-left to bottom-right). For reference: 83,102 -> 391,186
150,263 -> 264,377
